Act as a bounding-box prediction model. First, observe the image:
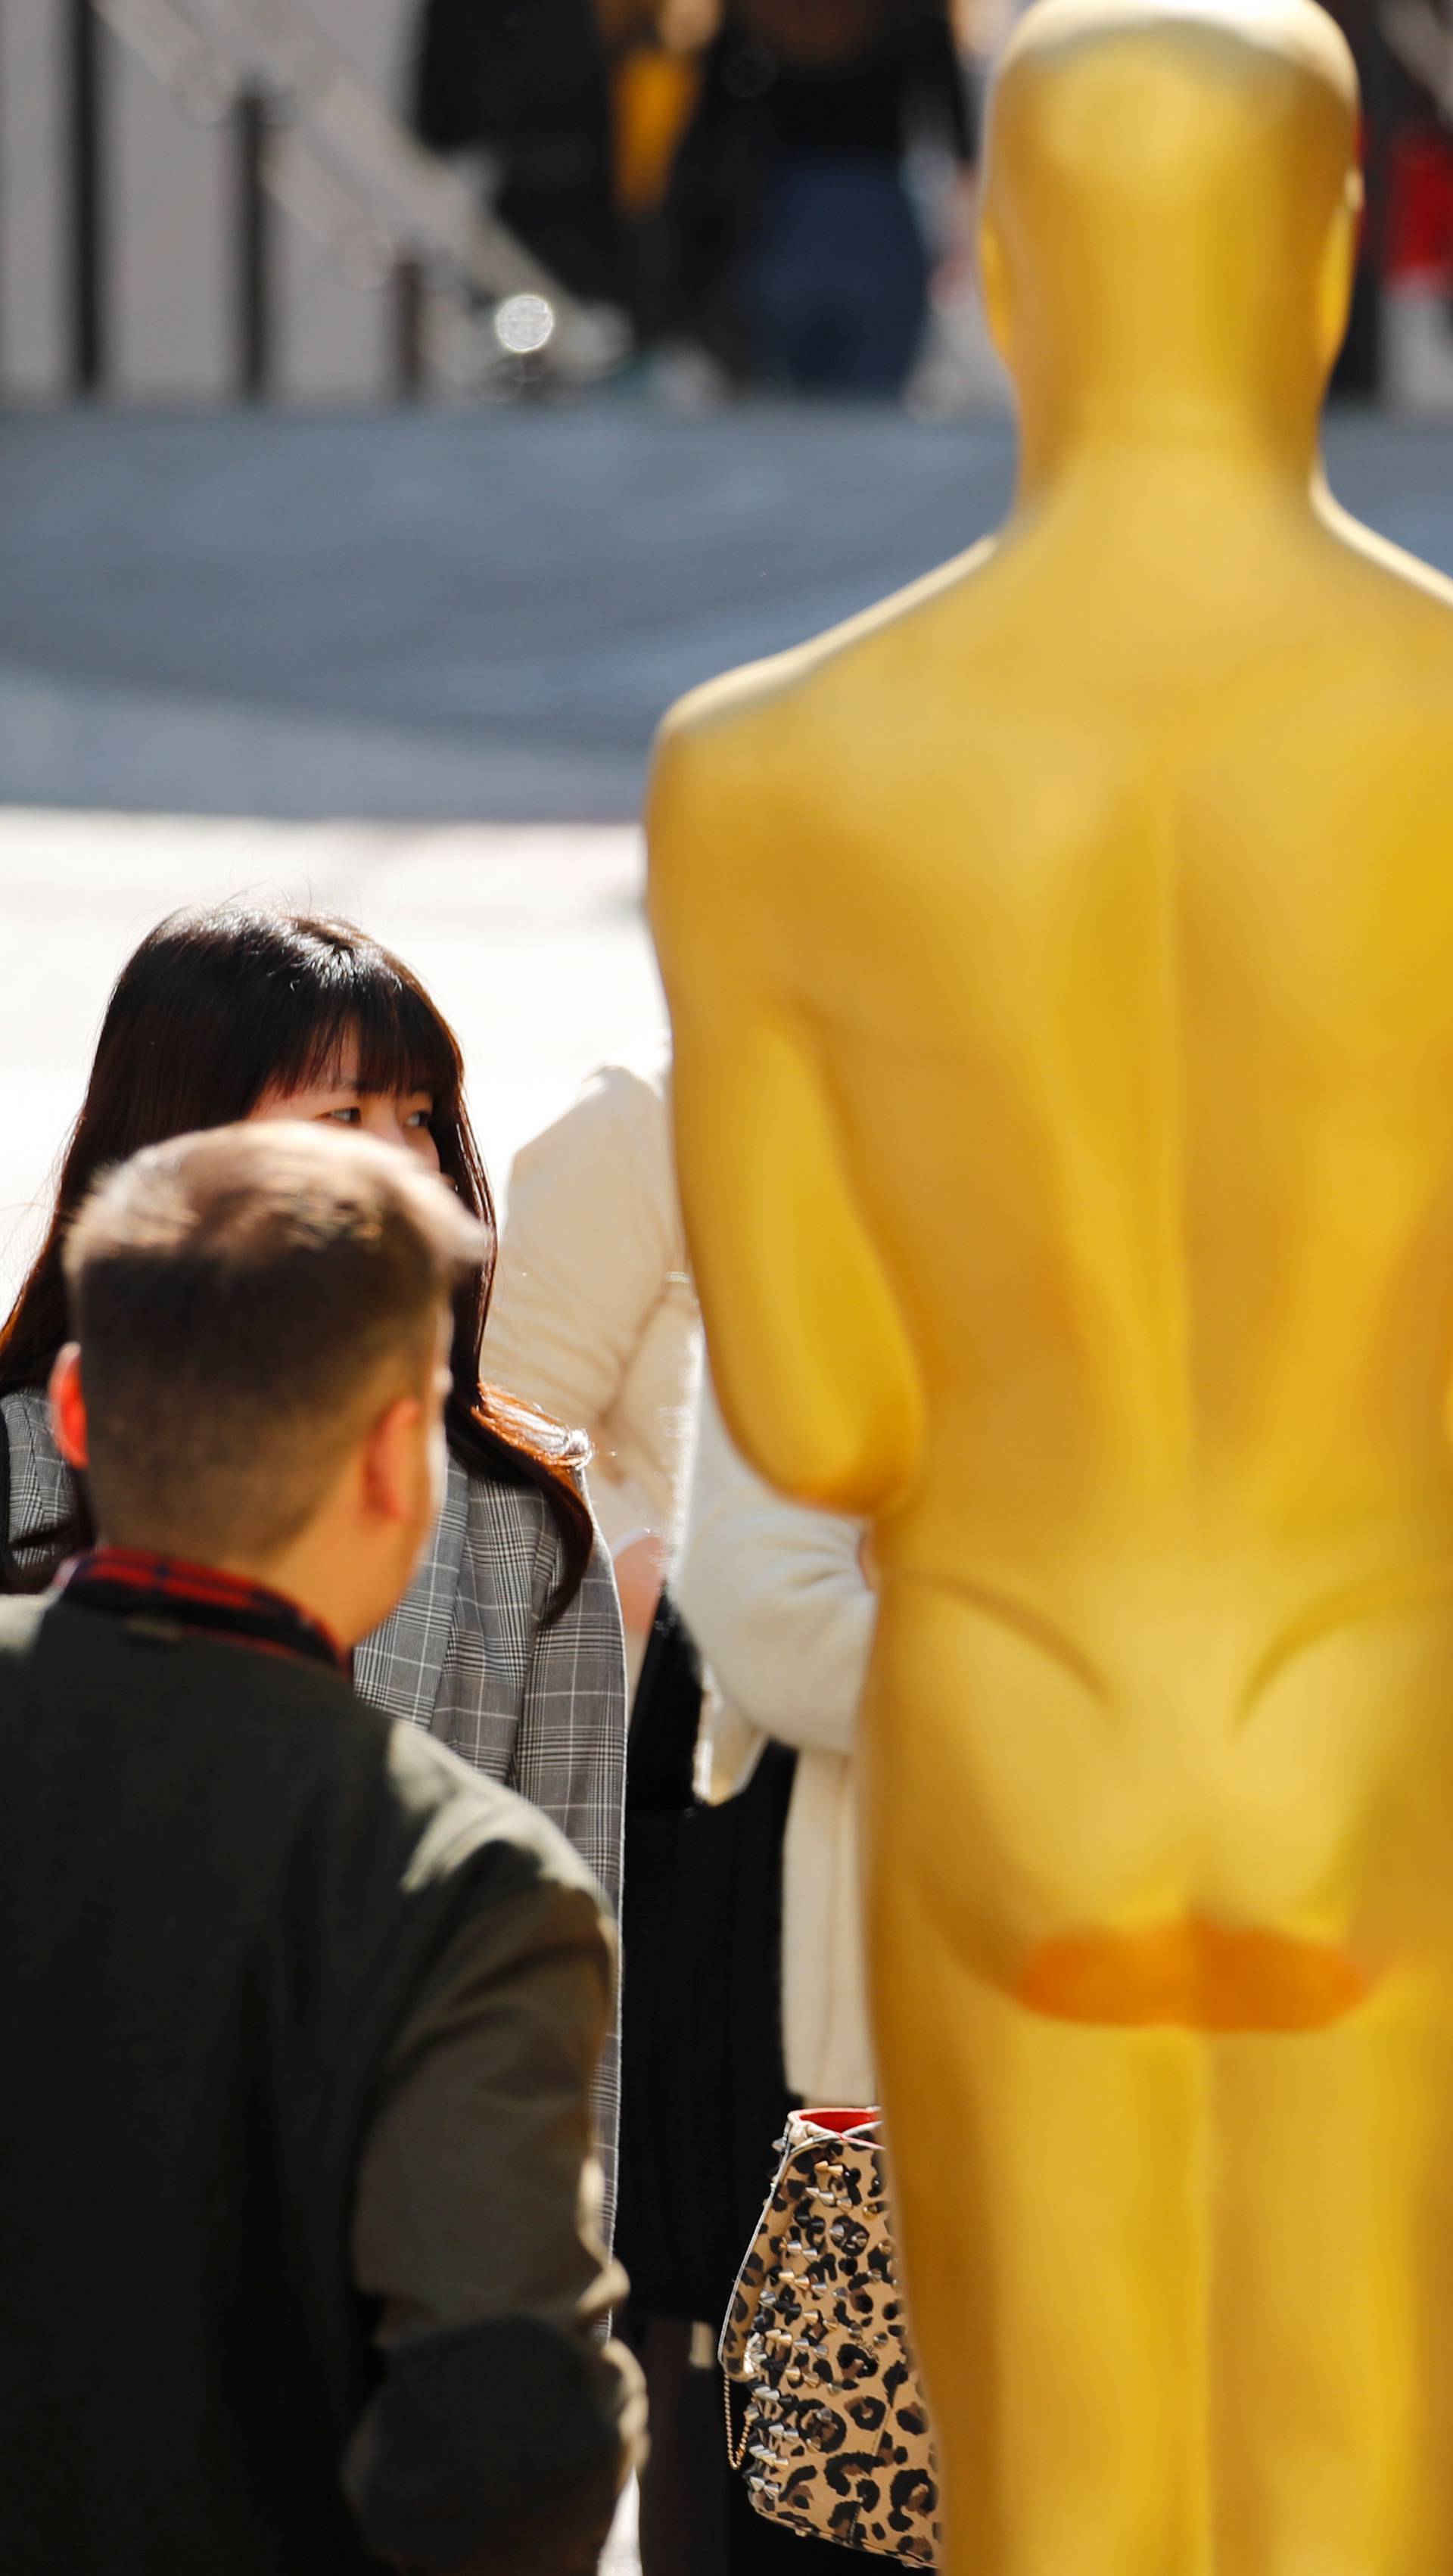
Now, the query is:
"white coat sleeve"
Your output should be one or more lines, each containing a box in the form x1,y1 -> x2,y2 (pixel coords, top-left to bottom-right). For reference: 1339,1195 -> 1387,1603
674,1376 -> 875,1762
484,1066 -> 681,1554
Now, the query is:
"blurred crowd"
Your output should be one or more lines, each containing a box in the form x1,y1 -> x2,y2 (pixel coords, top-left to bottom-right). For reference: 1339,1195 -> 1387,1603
405,0 -> 1453,407
409,0 -> 988,398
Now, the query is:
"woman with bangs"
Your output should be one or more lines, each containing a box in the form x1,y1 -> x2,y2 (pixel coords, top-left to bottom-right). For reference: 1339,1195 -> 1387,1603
0,904 -> 628,2208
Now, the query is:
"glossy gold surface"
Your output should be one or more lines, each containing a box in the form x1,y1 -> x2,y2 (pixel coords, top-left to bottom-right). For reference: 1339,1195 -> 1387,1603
649,2 -> 1453,2562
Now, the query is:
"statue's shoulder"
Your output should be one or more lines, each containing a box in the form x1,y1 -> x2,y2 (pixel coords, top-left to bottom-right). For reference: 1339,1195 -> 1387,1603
655,649 -> 795,764
1319,498 -> 1453,660
655,534 -> 1000,788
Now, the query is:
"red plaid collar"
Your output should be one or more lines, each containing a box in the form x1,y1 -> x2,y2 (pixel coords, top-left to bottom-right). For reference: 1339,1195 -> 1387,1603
59,1548 -> 347,1675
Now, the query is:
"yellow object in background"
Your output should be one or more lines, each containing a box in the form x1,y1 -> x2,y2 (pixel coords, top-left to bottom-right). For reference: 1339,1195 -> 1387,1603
649,0 -> 1453,2564
611,42 -> 703,218
596,0 -> 715,220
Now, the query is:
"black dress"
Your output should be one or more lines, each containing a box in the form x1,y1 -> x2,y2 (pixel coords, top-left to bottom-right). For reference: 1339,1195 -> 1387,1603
617,1596 -> 860,2571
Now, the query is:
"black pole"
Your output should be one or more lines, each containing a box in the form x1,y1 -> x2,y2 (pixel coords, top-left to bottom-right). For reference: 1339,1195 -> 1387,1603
69,0 -> 104,394
393,257 -> 426,401
235,86 -> 272,400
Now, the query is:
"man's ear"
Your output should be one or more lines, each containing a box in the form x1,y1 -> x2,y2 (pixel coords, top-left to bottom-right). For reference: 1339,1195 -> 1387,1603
979,213 -> 1014,370
359,1391 -> 426,1529
49,1343 -> 90,1472
1315,174 -> 1361,377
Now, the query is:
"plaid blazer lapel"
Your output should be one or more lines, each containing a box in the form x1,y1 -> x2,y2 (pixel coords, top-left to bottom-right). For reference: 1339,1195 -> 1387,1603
353,1451 -> 471,1731
2,1389 -> 470,1737
2,1392 -> 76,1566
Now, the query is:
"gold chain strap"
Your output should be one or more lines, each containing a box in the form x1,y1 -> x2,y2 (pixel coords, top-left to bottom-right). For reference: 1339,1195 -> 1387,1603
723,2366 -> 751,2471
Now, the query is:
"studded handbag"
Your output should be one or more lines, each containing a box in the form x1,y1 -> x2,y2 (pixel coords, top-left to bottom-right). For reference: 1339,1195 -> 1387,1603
719,2108 -> 941,2565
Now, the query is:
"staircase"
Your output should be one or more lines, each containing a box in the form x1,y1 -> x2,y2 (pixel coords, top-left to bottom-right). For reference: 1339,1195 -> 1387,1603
1,0 -> 626,403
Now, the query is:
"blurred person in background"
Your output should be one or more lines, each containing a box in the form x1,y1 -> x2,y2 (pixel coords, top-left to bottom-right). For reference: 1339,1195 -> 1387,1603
486,1047 -> 700,1697
411,0 -> 627,306
600,0 -> 714,222
599,0 -> 720,346
0,907 -> 628,2221
662,0 -> 978,394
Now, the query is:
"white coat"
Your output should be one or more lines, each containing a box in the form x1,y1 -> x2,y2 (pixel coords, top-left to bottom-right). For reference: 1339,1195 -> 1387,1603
676,1381 -> 877,2111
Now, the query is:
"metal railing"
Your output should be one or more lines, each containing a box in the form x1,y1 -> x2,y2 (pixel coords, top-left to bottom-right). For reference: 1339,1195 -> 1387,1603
64,0 -> 627,400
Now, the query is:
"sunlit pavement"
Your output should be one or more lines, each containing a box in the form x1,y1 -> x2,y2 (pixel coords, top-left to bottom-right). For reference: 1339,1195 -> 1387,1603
8,405 -> 1453,826
0,407 -> 1016,821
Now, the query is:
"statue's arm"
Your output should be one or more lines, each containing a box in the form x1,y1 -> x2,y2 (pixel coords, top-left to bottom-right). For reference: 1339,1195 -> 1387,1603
647,714 -> 923,1517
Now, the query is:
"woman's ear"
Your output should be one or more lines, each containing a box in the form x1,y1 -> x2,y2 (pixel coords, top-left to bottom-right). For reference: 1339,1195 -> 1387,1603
49,1342 -> 90,1471
1315,173 -> 1361,377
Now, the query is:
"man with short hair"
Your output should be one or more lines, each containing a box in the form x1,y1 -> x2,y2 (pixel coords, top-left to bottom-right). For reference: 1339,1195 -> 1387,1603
0,1123 -> 644,2576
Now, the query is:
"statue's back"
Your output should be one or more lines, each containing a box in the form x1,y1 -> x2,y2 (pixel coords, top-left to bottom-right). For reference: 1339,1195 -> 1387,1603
776,513 -> 1453,1563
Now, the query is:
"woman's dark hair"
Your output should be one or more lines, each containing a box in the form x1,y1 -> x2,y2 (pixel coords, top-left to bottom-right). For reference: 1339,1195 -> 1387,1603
0,905 -> 593,1614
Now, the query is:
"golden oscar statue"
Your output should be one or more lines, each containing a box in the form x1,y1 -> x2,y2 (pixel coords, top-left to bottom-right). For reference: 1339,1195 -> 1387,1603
649,0 -> 1453,2565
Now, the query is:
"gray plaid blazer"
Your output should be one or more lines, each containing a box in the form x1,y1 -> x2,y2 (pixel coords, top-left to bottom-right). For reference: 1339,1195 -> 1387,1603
2,1388 -> 627,2224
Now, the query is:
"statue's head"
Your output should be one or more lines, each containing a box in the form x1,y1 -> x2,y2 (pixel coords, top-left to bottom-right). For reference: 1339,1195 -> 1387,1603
979,0 -> 1361,457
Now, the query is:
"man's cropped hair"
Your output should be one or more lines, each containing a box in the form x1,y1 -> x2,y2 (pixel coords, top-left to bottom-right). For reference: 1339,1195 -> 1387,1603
63,1123 -> 487,1563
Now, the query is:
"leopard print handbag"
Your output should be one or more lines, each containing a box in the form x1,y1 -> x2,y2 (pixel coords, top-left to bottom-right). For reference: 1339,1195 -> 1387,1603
718,2109 -> 941,2565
